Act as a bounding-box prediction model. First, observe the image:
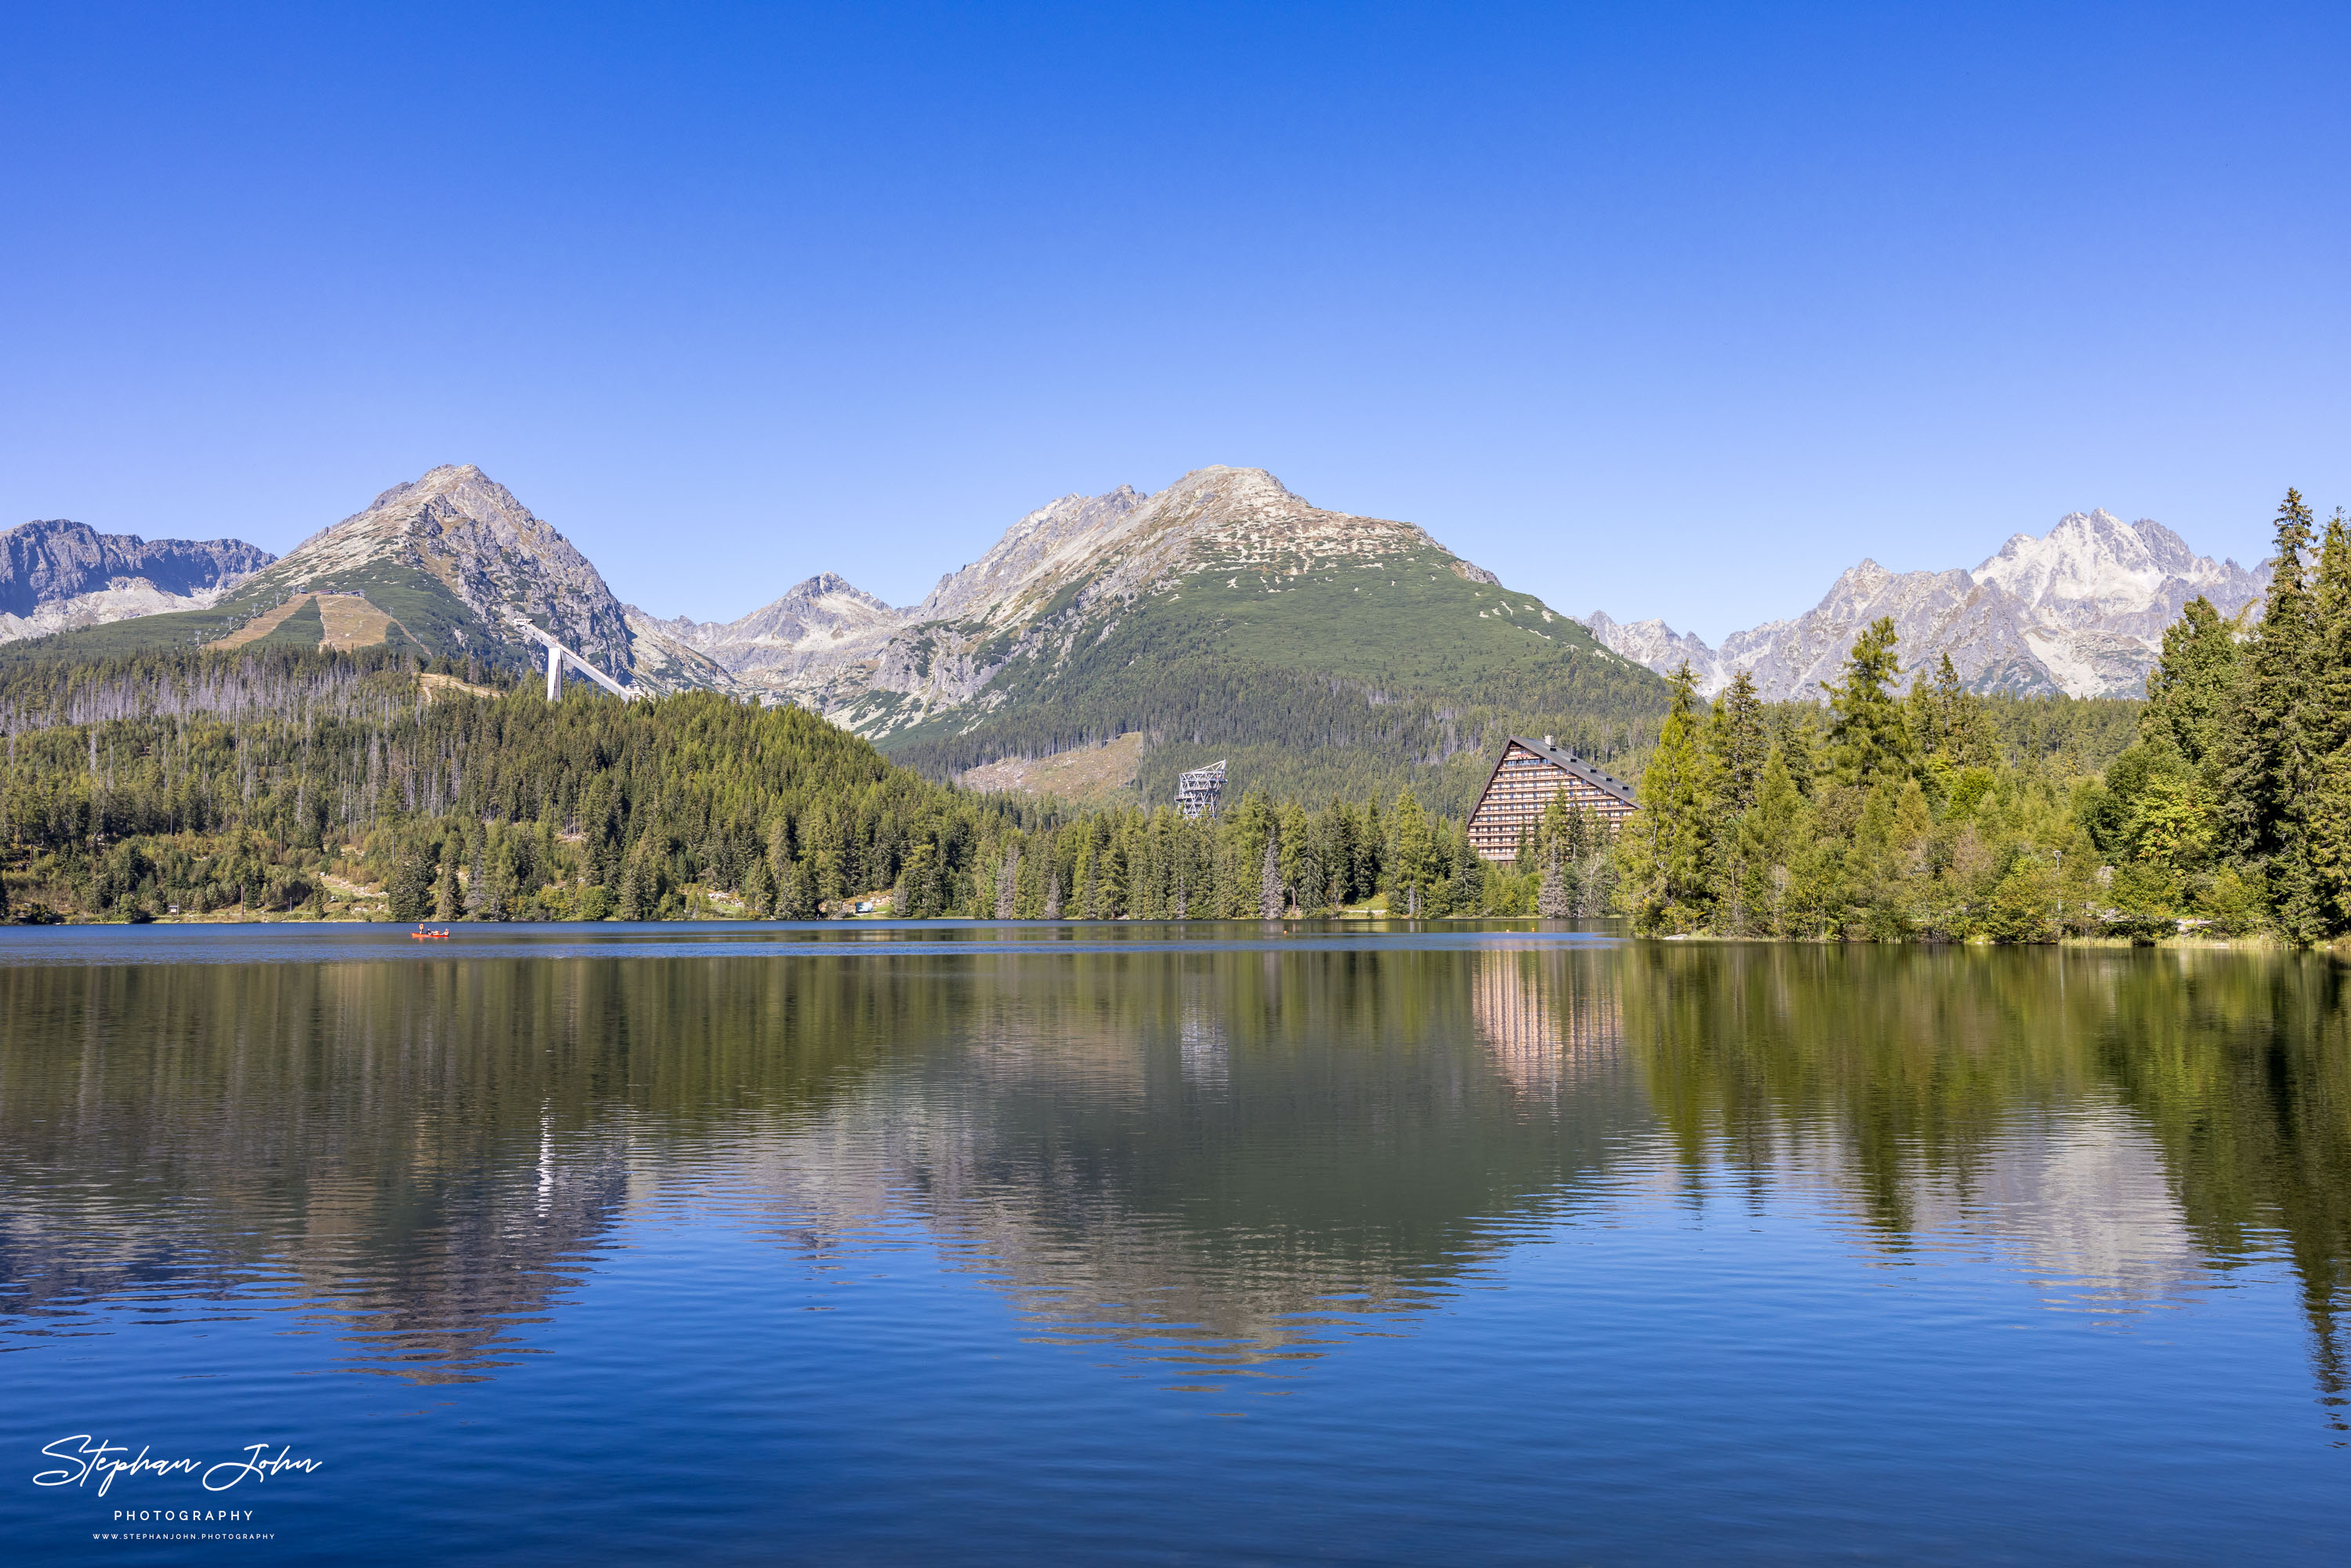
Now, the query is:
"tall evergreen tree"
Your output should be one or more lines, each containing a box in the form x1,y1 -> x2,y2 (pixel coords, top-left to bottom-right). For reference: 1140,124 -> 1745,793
2142,596 -> 2241,773
1621,661 -> 1718,932
1537,791 -> 1574,918
1909,652 -> 1998,768
389,842 -> 435,922
1708,670 -> 1769,813
2299,514 -> 2351,925
2220,490 -> 2319,933
1823,617 -> 1913,788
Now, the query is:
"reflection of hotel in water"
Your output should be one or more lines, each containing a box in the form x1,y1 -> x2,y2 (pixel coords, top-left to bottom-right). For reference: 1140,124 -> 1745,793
1470,951 -> 1624,1096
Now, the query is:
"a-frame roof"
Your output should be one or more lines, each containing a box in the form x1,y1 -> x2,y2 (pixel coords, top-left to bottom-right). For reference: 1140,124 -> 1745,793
1473,736 -> 1640,812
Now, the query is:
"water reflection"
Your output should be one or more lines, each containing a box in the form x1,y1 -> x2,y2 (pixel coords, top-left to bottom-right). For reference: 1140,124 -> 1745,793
2,936 -> 2349,1416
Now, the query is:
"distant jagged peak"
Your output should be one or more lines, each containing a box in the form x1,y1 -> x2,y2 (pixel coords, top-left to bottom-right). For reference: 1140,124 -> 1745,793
784,570 -> 894,608
1969,506 -> 2243,613
1581,503 -> 2272,701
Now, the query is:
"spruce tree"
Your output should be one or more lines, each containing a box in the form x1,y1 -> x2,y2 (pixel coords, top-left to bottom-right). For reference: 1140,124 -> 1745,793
1621,661 -> 1719,932
432,856 -> 461,922
1824,617 -> 1914,788
1708,670 -> 1768,813
2220,490 -> 2319,933
741,853 -> 776,917
1536,790 -> 1573,918
1260,831 -> 1283,918
389,842 -> 434,922
2299,513 -> 2351,927
994,844 -> 1020,919
2142,596 -> 2241,773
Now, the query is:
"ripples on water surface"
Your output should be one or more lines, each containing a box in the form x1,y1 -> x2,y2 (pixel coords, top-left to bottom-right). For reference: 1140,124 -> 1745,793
2,922 -> 2348,1563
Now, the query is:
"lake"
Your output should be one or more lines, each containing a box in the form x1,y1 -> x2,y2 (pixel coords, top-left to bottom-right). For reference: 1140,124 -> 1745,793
2,922 -> 2347,1563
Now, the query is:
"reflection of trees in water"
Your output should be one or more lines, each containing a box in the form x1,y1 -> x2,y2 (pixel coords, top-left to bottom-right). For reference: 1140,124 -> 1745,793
2093,954 -> 2351,1423
6,943 -> 2351,1410
0,956 -> 940,1381
1614,944 -> 2351,1422
0,963 -> 632,1381
744,950 -> 1641,1383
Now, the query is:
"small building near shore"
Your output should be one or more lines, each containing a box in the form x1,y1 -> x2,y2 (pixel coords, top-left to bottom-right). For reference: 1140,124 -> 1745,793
1465,736 -> 1639,863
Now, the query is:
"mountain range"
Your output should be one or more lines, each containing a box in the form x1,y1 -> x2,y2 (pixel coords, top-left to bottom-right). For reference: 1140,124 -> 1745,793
661,466 -> 1667,808
1581,509 -> 2266,701
1,463 -> 1666,812
3,469 -> 2265,809
0,520 -> 273,643
0,465 -> 734,694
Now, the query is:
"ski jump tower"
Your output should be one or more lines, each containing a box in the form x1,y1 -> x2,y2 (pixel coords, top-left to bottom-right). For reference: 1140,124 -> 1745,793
505,616 -> 638,702
1176,760 -> 1227,820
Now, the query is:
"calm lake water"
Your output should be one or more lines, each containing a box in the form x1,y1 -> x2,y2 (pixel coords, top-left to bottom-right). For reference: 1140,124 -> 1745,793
3,922 -> 2348,1563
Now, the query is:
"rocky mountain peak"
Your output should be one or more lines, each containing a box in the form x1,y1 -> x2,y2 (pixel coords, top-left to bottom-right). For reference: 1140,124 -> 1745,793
1581,506 -> 2270,701
1973,509 -> 2181,610
250,464 -> 638,674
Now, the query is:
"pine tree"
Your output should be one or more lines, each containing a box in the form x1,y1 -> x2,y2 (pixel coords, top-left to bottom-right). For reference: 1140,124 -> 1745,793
741,853 -> 776,917
1260,829 -> 1283,918
465,833 -> 487,919
1910,652 -> 1997,767
1537,842 -> 1571,919
1042,870 -> 1063,920
1772,706 -> 1820,797
1386,788 -> 1437,917
777,857 -> 814,920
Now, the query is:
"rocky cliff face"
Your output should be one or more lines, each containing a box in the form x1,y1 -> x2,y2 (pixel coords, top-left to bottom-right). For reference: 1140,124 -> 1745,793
1582,510 -> 2266,700
0,520 -> 273,641
238,465 -> 639,675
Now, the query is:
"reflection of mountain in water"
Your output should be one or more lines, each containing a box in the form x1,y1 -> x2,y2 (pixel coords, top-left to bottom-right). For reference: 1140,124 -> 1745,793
1616,943 -> 2351,1418
0,964 -> 636,1382
3,940 -> 2350,1411
743,949 -> 1643,1382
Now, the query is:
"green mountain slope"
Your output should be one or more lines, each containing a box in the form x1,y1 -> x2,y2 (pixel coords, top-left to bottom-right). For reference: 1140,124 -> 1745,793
817,469 -> 1670,813
0,466 -> 735,695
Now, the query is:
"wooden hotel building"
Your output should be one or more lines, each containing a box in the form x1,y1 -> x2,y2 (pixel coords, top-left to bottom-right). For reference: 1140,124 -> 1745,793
1465,736 -> 1640,863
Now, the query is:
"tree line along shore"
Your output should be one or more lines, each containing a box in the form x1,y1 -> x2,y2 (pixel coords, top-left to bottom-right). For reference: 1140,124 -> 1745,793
0,490 -> 2332,943
1613,489 -> 2346,943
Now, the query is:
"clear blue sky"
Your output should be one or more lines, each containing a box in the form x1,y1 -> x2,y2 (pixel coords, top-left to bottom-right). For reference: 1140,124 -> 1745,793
4,2 -> 2345,639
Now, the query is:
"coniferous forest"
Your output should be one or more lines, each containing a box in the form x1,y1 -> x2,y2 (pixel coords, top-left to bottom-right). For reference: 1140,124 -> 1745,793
2,493 -> 2342,943
1611,491 -> 2344,943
